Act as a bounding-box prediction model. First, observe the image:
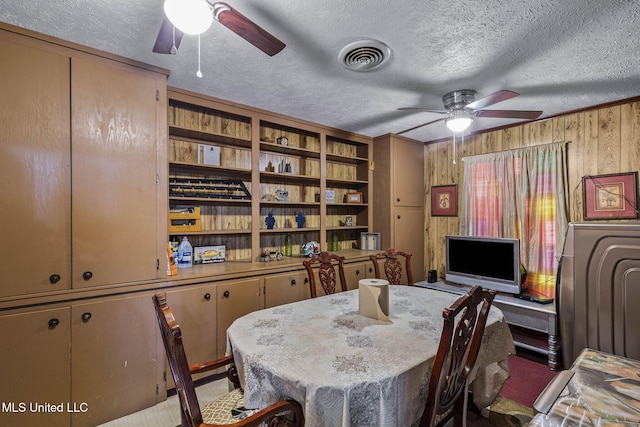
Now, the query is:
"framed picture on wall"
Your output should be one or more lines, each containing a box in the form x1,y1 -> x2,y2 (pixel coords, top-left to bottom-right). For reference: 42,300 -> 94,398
582,172 -> 638,220
431,184 -> 457,216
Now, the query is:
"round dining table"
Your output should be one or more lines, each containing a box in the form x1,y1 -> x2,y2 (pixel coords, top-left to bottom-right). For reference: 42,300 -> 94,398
226,285 -> 515,427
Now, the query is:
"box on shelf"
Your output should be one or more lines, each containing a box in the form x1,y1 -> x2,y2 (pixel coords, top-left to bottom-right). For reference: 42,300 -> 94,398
194,245 -> 226,264
361,232 -> 381,251
198,144 -> 221,166
169,206 -> 201,232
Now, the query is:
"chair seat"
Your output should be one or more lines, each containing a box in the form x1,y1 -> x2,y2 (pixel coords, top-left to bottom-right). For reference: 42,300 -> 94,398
201,388 -> 248,425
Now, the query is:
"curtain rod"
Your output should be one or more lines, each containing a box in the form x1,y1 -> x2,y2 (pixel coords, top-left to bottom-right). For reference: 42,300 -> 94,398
461,140 -> 570,161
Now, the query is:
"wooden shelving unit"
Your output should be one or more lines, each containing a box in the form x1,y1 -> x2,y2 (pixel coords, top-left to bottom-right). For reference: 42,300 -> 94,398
167,88 -> 373,264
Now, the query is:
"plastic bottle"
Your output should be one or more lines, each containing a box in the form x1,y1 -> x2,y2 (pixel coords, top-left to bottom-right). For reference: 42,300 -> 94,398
170,236 -> 180,257
331,231 -> 339,251
284,233 -> 292,256
177,236 -> 193,268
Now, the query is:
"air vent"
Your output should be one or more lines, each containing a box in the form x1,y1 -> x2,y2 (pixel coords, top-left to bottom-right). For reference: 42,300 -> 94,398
338,39 -> 391,72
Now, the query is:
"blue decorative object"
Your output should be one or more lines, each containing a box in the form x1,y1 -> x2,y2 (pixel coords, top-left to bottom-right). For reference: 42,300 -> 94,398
296,212 -> 305,228
265,212 -> 276,229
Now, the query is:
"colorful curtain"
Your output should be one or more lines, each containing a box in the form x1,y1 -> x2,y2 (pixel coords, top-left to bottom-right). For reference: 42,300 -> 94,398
460,142 -> 569,298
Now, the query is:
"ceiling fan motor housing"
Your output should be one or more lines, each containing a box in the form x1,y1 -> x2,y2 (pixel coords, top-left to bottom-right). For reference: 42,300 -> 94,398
443,89 -> 477,112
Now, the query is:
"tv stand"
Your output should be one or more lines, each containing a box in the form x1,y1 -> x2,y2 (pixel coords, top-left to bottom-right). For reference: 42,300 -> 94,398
416,280 -> 559,370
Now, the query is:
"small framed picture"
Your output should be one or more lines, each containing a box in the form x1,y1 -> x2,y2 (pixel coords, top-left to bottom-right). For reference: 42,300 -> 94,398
345,215 -> 353,226
325,190 -> 335,203
583,172 -> 638,220
345,192 -> 363,204
431,184 -> 457,216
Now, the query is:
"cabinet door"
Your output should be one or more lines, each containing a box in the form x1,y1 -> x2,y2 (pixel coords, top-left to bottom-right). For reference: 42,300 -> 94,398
394,207 -> 425,283
71,57 -> 162,289
165,284 -> 218,386
392,139 -> 424,207
343,261 -> 366,290
0,307 -> 71,427
264,271 -> 304,308
0,36 -> 71,297
71,294 -> 159,426
216,278 -> 262,357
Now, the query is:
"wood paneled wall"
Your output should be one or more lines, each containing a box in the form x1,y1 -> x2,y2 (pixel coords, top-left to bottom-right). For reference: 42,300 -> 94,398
424,98 -> 640,278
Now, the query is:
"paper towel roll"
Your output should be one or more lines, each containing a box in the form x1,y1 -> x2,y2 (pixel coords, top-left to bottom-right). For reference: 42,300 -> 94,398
358,279 -> 391,322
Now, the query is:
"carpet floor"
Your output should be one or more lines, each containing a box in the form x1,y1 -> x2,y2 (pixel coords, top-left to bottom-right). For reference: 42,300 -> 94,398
499,354 -> 558,408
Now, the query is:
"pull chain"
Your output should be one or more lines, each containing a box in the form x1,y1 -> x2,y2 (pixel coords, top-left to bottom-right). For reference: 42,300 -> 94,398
196,34 -> 203,78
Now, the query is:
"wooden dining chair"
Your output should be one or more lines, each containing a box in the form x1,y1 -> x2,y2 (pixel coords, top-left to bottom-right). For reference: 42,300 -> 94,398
369,248 -> 414,285
419,285 -> 497,427
152,293 -> 304,427
303,251 -> 348,298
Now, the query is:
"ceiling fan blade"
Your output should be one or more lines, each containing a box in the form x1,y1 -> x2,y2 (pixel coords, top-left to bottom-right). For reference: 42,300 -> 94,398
476,109 -> 543,119
466,90 -> 519,110
213,2 -> 285,56
153,17 -> 184,54
398,107 -> 448,115
397,117 -> 447,135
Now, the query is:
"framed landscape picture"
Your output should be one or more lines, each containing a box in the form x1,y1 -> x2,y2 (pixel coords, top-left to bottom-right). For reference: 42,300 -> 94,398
582,172 -> 638,220
431,184 -> 457,216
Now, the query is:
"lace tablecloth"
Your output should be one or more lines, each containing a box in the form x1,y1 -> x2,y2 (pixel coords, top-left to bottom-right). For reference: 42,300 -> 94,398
226,286 -> 515,427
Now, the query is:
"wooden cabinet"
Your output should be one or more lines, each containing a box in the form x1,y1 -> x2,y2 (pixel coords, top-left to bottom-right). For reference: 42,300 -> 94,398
0,306 -> 72,427
0,28 -> 168,297
373,134 -> 425,282
0,293 -> 160,427
70,57 -> 167,289
0,34 -> 72,298
71,293 -> 160,426
343,261 -> 367,290
216,278 -> 262,357
164,283 -> 218,386
264,270 -> 305,308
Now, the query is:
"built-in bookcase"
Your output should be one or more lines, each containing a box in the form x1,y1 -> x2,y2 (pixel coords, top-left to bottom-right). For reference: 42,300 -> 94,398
167,88 -> 372,264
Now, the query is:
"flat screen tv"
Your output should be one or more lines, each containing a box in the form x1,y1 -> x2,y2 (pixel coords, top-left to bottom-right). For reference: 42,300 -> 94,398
445,235 -> 521,294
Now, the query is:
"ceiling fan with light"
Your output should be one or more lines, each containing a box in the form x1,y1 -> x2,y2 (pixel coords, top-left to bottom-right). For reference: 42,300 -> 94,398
397,89 -> 543,135
153,0 -> 285,57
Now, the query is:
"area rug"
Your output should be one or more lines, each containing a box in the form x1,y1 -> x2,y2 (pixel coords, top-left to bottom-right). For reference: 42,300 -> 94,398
500,354 -> 557,407
468,396 -> 534,427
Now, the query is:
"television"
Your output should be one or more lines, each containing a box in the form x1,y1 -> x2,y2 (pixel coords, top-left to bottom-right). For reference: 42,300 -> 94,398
445,235 -> 522,295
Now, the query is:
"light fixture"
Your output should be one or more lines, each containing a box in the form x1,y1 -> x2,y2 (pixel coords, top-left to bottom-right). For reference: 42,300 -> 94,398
446,109 -> 473,132
164,0 -> 213,35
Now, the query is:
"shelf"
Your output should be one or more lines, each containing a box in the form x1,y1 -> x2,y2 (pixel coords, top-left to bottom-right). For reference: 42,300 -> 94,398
259,142 -> 320,159
326,225 -> 368,231
169,197 -> 252,205
326,178 -> 368,186
169,229 -> 251,236
169,125 -> 252,148
169,162 -> 251,179
260,201 -> 320,207
325,153 -> 369,164
260,227 -> 321,233
260,171 -> 320,183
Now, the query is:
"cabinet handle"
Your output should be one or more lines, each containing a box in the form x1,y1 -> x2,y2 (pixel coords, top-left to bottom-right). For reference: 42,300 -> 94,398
368,267 -> 373,273
81,312 -> 92,322
48,318 -> 60,329
204,292 -> 211,301
304,278 -> 309,284
82,271 -> 93,281
356,269 -> 361,276
397,197 -> 400,202
223,290 -> 230,298
291,279 -> 296,286
49,274 -> 61,284
397,215 -> 401,219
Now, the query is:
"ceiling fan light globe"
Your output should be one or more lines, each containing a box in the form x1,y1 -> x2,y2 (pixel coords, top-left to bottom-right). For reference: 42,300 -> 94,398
446,109 -> 473,132
164,0 -> 213,35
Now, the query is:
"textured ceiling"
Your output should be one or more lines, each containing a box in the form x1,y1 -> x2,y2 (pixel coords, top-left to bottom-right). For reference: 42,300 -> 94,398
1,0 -> 639,142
